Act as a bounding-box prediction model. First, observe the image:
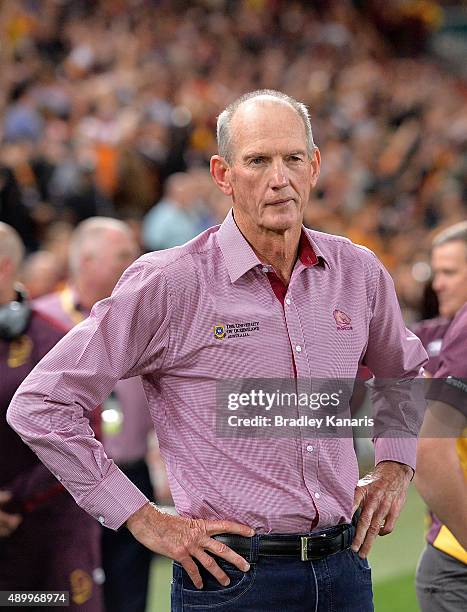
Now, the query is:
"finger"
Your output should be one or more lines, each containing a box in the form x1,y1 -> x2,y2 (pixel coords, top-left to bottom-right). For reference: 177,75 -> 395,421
203,537 -> 250,572
0,491 -> 12,505
0,511 -> 22,528
194,550 -> 230,586
351,502 -> 378,553
180,556 -> 203,589
358,512 -> 388,558
205,520 -> 255,538
352,487 -> 364,515
381,496 -> 405,535
0,514 -> 22,537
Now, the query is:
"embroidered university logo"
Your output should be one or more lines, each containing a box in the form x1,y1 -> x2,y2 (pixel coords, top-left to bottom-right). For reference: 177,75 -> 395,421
213,321 -> 260,340
333,309 -> 353,331
214,325 -> 226,340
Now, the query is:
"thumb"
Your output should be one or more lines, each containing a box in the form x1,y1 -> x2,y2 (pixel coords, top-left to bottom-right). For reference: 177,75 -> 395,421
352,486 -> 364,515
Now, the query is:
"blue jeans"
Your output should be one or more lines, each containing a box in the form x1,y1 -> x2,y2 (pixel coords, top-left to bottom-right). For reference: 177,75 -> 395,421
171,537 -> 374,611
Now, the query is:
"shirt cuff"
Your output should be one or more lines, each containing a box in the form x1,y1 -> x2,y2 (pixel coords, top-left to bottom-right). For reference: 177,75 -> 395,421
80,464 -> 149,530
374,434 -> 417,473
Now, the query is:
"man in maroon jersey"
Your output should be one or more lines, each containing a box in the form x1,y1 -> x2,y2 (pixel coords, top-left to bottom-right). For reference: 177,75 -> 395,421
0,222 -> 103,611
412,221 -> 467,611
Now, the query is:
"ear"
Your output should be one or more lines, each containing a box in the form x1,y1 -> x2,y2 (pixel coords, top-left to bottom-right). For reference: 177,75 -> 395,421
210,155 -> 233,196
310,148 -> 321,188
0,257 -> 13,284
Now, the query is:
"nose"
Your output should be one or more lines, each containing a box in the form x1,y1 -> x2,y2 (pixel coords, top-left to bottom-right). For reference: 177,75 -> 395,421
269,159 -> 289,190
432,274 -> 445,296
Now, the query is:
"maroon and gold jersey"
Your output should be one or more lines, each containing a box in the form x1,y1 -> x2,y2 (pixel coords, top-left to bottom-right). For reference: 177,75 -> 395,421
0,309 -> 65,489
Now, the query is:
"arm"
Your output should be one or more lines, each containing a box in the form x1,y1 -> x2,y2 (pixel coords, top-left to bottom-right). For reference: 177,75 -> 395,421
415,401 -> 467,549
414,304 -> 467,549
7,259 -> 171,529
7,258 -> 254,587
352,253 -> 428,557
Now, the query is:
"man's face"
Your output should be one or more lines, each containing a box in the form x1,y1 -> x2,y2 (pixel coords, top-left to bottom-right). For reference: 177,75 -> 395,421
214,100 -> 320,236
85,229 -> 139,299
431,241 -> 467,318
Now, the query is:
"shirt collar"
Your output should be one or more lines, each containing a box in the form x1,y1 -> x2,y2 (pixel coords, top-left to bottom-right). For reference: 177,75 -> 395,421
217,210 -> 326,284
300,229 -> 328,269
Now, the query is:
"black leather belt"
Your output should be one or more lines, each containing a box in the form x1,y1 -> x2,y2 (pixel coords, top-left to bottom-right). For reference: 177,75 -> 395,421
214,523 -> 354,562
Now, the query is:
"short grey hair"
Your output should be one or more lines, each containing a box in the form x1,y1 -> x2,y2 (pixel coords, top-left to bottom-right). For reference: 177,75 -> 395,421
69,217 -> 133,276
217,89 -> 317,164
0,222 -> 25,270
432,220 -> 467,254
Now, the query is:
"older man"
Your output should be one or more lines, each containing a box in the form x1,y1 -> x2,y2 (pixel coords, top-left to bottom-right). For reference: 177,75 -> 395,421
8,91 -> 427,611
413,222 -> 467,611
33,217 -> 155,612
0,222 -> 103,611
413,222 -> 467,375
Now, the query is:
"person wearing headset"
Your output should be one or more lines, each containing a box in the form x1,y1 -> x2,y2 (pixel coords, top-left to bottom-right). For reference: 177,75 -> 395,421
0,222 -> 104,611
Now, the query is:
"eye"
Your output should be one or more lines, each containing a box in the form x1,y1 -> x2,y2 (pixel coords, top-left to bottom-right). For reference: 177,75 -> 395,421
248,157 -> 265,165
287,155 -> 304,163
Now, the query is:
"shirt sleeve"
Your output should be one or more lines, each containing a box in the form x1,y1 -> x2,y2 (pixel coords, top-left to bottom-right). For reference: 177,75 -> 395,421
362,255 -> 428,471
7,259 -> 171,529
426,306 -> 467,417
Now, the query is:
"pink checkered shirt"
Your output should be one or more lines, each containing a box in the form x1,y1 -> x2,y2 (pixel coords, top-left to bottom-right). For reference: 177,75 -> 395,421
7,211 -> 427,532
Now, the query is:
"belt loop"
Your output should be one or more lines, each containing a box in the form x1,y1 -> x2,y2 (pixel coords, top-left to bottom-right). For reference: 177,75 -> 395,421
249,534 -> 260,563
346,523 -> 354,548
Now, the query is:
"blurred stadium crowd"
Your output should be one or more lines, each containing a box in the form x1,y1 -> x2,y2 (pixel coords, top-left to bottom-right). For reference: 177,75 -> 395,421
1,0 -> 466,325
1,2 -> 466,611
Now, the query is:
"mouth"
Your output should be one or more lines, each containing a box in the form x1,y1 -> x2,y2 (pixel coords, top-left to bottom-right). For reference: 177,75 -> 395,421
266,198 -> 295,206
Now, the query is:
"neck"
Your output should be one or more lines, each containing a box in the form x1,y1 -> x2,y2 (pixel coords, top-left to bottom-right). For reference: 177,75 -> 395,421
234,213 -> 301,285
73,278 -> 102,312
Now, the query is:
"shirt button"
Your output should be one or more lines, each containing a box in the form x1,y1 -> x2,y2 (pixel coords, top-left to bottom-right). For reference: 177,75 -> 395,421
285,297 -> 291,305
261,266 -> 269,273
306,445 -> 314,452
295,345 -> 302,353
98,516 -> 105,525
314,492 -> 321,499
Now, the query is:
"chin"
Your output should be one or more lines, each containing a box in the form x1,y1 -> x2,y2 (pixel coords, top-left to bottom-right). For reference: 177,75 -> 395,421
262,210 -> 300,232
440,306 -> 453,319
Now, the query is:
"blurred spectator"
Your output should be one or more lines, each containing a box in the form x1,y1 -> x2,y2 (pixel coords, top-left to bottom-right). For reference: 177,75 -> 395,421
0,164 -> 37,251
3,82 -> 43,143
20,250 -> 61,299
0,0 -> 464,305
40,221 -> 74,284
143,172 -> 208,250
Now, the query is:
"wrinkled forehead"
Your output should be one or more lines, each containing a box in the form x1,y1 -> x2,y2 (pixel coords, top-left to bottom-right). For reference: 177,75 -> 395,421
432,240 -> 467,263
232,96 -> 300,125
230,98 -> 306,156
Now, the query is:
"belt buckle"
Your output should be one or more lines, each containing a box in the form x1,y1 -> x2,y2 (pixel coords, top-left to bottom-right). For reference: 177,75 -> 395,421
301,533 -> 328,561
300,536 -> 310,561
